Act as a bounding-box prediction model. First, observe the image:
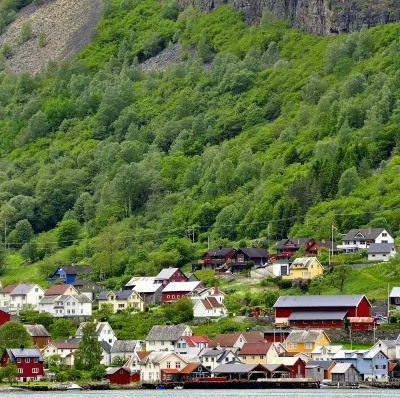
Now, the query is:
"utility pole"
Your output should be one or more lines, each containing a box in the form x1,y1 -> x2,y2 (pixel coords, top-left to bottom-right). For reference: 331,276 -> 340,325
192,226 -> 195,243
207,235 -> 210,250
4,216 -> 6,271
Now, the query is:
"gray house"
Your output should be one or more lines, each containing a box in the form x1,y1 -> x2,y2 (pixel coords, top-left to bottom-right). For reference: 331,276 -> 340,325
331,363 -> 361,384
132,283 -> 163,304
110,340 -> 143,363
368,243 -> 396,262
305,364 -> 325,381
71,279 -> 105,301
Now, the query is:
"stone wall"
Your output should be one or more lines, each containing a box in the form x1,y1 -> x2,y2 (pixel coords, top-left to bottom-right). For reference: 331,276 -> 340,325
326,327 -> 400,344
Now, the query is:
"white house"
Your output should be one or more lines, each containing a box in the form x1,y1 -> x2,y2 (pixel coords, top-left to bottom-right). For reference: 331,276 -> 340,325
110,340 -> 143,363
370,340 -> 396,361
368,243 -> 396,262
174,335 -> 211,356
395,335 -> 400,360
193,297 -> 229,319
390,287 -> 400,311
75,321 -> 117,346
38,294 -> 92,317
42,340 -> 80,367
145,325 -> 192,352
311,345 -> 346,361
6,283 -> 45,314
339,228 -> 394,253
199,347 -> 241,371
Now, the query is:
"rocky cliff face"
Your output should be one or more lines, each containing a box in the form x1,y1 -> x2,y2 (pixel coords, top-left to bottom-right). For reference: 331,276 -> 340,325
180,0 -> 400,35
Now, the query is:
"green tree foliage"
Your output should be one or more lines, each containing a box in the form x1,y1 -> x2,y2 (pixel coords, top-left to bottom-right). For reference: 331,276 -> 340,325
20,21 -> 33,42
0,321 -> 33,354
50,318 -> 77,339
197,35 -> 212,63
8,219 -> 34,245
0,362 -> 17,384
38,31 -> 46,48
338,167 -> 361,196
163,297 -> 193,324
90,364 -> 106,380
28,110 -> 50,140
56,219 -> 81,247
74,322 -> 103,370
328,264 -> 354,292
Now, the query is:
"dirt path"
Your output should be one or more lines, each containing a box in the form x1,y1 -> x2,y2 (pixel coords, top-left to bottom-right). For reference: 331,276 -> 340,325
0,0 -> 102,74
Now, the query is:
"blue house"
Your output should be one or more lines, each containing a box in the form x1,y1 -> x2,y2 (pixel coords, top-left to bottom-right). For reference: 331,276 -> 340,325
52,265 -> 93,284
332,349 -> 388,382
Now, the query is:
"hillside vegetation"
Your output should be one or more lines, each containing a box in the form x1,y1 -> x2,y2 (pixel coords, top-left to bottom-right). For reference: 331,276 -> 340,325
0,0 -> 399,290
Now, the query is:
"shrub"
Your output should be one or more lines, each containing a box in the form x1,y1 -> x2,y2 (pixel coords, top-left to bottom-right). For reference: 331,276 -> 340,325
38,31 -> 46,48
20,21 -> 33,42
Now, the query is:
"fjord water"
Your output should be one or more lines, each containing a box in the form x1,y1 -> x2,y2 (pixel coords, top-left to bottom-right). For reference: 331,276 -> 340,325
4,390 -> 400,398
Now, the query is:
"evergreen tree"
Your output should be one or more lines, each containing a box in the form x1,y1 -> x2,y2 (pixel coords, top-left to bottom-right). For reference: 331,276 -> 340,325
197,35 -> 212,63
74,322 -> 103,370
338,166 -> 361,196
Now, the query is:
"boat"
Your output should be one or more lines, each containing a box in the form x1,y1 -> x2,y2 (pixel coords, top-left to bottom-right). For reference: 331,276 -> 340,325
174,386 -> 184,390
67,384 -> 83,390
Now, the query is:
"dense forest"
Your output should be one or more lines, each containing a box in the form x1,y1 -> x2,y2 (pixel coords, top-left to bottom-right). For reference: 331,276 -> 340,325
0,0 -> 400,286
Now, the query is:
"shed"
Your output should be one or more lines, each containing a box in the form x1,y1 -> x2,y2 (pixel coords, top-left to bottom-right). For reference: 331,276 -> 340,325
305,365 -> 324,381
331,363 -> 361,384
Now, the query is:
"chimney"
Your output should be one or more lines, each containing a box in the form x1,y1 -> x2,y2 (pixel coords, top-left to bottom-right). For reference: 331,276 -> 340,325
219,246 -> 222,251
20,345 -> 24,350
368,227 -> 372,234
217,343 -> 221,349
214,284 -> 219,295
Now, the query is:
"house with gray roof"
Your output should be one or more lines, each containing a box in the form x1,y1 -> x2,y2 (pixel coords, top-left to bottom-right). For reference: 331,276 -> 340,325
330,363 -> 361,384
154,268 -> 188,287
145,325 -> 192,352
71,279 -> 105,301
371,339 -> 396,360
24,324 -> 50,348
39,294 -> 92,318
2,348 -> 44,381
132,283 -> 163,304
199,347 -> 241,371
75,321 -> 117,346
368,243 -> 396,262
339,228 -> 393,253
212,363 -> 269,380
98,290 -> 144,313
8,283 -> 44,314
110,340 -> 144,362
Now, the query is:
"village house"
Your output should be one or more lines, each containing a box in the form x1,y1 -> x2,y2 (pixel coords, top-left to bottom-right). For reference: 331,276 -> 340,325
0,283 -> 18,308
184,273 -> 199,282
273,294 -> 371,328
161,281 -> 203,304
190,285 -> 225,305
263,330 -> 291,342
305,364 -> 325,382
1,348 -> 44,382
370,340 -> 396,361
105,367 -> 139,384
339,228 -> 394,253
347,317 -> 376,330
193,296 -> 228,319
282,257 -> 324,280
139,351 -> 199,383
7,283 -> 45,314
330,363 -> 361,384
132,283 -> 163,304
51,264 -> 93,284
209,332 -> 264,349
268,357 -> 306,378
224,247 -> 269,272
305,240 -> 337,256
154,268 -> 188,287
145,325 -> 192,352
332,349 -> 389,381
110,340 -> 143,363
285,330 -> 330,354
192,248 -> 236,272
199,347 -> 241,372
124,351 -> 151,375
98,290 -> 144,312
0,307 -> 10,326
44,284 -> 79,296
368,243 -> 396,262
124,276 -> 156,289
71,280 -> 104,301
38,294 -> 92,318
174,335 -> 211,356
24,324 -> 51,348
311,345 -> 345,361
76,321 -> 117,346
307,360 -> 336,380
239,342 -> 279,364
390,287 -> 400,310
42,340 -> 80,367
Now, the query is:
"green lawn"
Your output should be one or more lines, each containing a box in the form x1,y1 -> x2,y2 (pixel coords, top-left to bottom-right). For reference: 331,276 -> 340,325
0,260 -> 45,287
332,340 -> 374,350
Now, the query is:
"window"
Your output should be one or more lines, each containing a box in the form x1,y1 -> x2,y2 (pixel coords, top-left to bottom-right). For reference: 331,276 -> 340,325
161,341 -> 164,346
382,233 -> 387,237
332,320 -> 336,324
18,368 -> 23,374
322,321 -> 326,324
34,358 -> 38,363
175,362 -> 181,369
16,358 -> 21,363
303,321 -> 308,324
304,343 -> 313,349
172,295 -> 175,299
25,358 -> 30,363
118,304 -> 125,308
32,368 -> 39,374
289,343 -> 297,349
260,355 -> 264,360
242,356 -> 246,360
251,355 -> 255,360
67,302 -> 70,306
166,362 -> 171,369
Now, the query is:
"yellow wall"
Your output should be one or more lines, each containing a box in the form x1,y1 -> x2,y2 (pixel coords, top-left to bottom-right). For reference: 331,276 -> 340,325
99,292 -> 144,312
283,258 -> 323,280
286,333 -> 330,353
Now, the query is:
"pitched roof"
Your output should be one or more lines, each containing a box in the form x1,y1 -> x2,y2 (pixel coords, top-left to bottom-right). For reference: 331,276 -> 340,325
10,283 -> 37,295
136,351 -> 151,361
0,283 -> 18,294
75,322 -> 113,337
210,332 -> 263,347
200,297 -> 225,309
307,360 -> 336,370
45,284 -> 75,296
331,363 -> 357,374
204,248 -> 235,257
133,283 -> 162,293
39,296 -> 58,304
236,247 -> 268,258
289,257 -> 319,270
368,242 -> 395,254
100,341 -> 112,354
269,357 -> 302,366
0,307 -> 9,314
389,362 -> 398,372
162,282 -> 202,293
286,330 -> 329,344
212,363 -> 267,374
98,290 -> 137,300
154,268 -> 180,281
375,340 -> 396,349
288,311 -> 347,321
273,238 -> 312,250
180,363 -> 204,374
106,367 -> 130,375
55,265 -> 92,275
342,228 -> 387,241
390,287 -> 400,298
111,340 -> 140,353
125,276 -> 156,287
146,325 -> 190,341
240,342 -> 272,355
311,345 -> 344,355
50,340 -> 80,349
273,294 -> 367,308
71,279 -> 90,286
7,348 -> 43,361
184,273 -> 198,280
24,324 -> 50,337
181,336 -> 211,347
140,351 -> 170,364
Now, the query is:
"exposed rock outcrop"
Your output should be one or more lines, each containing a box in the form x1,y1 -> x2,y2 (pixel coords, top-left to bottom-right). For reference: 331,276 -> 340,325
180,0 -> 400,35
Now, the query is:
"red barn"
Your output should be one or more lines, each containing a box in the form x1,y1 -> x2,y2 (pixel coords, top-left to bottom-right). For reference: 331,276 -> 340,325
154,268 -> 188,287
264,330 -> 290,342
347,317 -> 376,330
1,348 -> 44,381
0,307 -> 10,326
106,367 -> 137,384
162,281 -> 203,303
274,295 -> 371,329
270,357 -> 306,378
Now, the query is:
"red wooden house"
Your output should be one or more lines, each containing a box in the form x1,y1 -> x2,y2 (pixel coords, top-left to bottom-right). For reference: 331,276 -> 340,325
270,357 -> 306,378
154,268 -> 188,287
274,295 -> 371,329
105,367 -> 139,384
1,348 -> 44,381
192,248 -> 236,271
162,281 -> 203,303
0,307 -> 10,326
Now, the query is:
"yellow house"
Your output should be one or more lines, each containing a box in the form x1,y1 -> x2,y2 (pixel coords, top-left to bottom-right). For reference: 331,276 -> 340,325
285,329 -> 330,353
98,290 -> 144,312
239,342 -> 280,364
283,257 -> 323,280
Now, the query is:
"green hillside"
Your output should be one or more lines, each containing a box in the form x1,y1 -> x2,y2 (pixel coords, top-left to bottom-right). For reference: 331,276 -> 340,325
0,0 -> 399,289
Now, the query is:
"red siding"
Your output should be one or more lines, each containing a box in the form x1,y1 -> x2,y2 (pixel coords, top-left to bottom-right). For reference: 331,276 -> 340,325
106,368 -> 132,384
32,337 -> 50,349
286,358 -> 306,378
162,291 -> 191,303
350,322 -> 374,330
289,320 -> 343,329
161,270 -> 188,287
0,310 -> 10,326
1,352 -> 44,380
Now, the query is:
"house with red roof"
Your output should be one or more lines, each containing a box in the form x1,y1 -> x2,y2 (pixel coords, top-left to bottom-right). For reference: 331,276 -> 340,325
44,283 -> 79,296
175,335 -> 211,356
0,284 -> 19,308
193,296 -> 228,319
239,342 -> 279,364
209,332 -> 264,349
